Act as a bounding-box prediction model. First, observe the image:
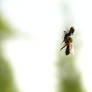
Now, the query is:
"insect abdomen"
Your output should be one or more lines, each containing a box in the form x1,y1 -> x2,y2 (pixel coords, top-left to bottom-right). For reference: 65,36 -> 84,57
65,45 -> 70,55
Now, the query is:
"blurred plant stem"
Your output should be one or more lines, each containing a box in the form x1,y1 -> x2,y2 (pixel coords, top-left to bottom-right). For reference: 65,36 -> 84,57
57,49 -> 86,92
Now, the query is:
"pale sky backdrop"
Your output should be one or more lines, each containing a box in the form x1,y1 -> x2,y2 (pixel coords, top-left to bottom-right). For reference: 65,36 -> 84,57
1,0 -> 92,92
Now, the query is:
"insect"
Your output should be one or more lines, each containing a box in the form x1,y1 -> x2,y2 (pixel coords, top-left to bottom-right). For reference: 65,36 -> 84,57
60,27 -> 75,55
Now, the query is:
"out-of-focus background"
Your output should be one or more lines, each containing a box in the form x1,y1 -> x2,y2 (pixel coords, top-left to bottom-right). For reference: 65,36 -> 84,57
1,0 -> 92,92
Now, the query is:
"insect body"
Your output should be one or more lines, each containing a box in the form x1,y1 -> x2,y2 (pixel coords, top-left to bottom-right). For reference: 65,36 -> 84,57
60,27 -> 74,55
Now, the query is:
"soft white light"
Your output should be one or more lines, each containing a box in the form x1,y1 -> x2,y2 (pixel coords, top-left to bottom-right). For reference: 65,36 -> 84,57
2,0 -> 92,92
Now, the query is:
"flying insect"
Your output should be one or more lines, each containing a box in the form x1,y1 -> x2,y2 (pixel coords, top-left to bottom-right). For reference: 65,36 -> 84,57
60,27 -> 75,55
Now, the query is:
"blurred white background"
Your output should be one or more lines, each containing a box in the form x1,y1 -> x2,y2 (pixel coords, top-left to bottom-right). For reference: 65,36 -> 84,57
1,0 -> 92,92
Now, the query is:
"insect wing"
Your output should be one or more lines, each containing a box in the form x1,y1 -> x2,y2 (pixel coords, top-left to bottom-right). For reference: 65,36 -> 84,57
69,42 -> 74,55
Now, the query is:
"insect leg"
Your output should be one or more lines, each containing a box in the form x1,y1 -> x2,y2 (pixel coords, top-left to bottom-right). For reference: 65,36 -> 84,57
60,44 -> 67,51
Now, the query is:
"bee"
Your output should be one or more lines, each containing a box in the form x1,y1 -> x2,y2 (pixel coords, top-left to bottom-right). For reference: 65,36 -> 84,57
60,27 -> 75,55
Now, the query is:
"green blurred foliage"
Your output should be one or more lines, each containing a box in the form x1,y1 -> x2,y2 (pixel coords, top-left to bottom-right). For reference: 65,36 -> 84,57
0,14 -> 14,40
0,14 -> 19,92
0,56 -> 18,92
57,53 -> 86,92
